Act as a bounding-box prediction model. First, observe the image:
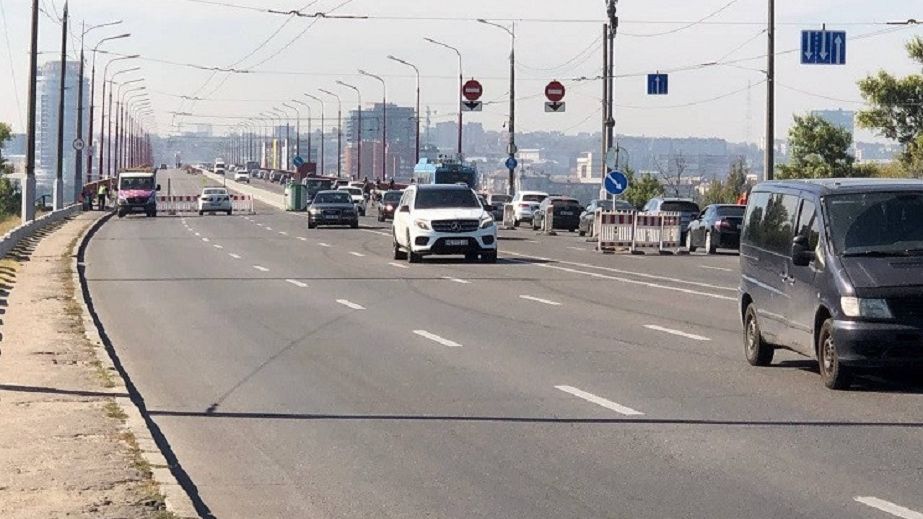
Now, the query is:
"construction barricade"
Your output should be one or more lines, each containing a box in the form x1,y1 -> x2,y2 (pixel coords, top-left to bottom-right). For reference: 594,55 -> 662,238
597,211 -> 683,254
541,205 -> 557,235
156,194 -> 254,215
502,204 -> 517,230
597,211 -> 635,252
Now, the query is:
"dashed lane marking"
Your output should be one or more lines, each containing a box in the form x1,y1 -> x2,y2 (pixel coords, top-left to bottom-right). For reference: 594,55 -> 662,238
286,279 -> 308,288
855,497 -> 923,519
318,242 -> 332,248
644,324 -> 710,342
228,253 -> 241,259
349,251 -> 366,257
213,244 -> 224,249
388,262 -> 409,269
253,265 -> 270,272
413,330 -> 462,348
336,299 -> 366,310
442,277 -> 470,284
700,265 -> 734,272
519,295 -> 561,306
555,385 -> 644,416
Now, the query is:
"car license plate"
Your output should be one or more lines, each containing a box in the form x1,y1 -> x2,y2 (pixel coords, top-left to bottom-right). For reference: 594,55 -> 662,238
446,239 -> 467,246
559,211 -> 573,216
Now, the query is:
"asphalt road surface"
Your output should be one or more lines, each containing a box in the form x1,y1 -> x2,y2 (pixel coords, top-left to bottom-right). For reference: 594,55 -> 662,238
85,169 -> 923,519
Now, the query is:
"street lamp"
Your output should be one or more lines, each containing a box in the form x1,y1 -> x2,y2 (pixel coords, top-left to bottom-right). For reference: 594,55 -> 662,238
271,108 -> 286,169
111,78 -> 142,174
319,89 -> 343,178
424,37 -> 463,155
336,81 -> 362,179
291,99 -> 313,165
86,33 -> 129,182
388,55 -> 420,166
100,58 -> 139,176
118,86 -> 145,171
478,19 -> 517,196
304,93 -> 325,176
359,70 -> 387,181
281,102 -> 300,163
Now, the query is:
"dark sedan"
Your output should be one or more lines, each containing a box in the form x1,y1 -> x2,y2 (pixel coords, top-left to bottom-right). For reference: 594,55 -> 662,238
686,204 -> 746,254
377,190 -> 404,222
308,190 -> 359,229
531,196 -> 582,232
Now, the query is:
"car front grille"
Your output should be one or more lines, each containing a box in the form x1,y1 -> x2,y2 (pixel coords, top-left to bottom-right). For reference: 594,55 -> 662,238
431,219 -> 479,233
128,197 -> 146,204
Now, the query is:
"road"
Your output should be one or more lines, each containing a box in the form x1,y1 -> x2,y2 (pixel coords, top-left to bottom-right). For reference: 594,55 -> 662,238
85,169 -> 923,519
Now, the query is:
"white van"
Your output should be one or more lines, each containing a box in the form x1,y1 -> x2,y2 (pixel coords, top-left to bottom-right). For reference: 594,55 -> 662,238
214,158 -> 227,176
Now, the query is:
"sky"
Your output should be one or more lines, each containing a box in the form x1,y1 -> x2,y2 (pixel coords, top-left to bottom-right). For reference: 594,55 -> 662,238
0,0 -> 921,144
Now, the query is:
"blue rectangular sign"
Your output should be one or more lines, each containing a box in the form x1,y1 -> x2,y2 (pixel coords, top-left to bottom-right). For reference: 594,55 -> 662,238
801,30 -> 846,65
647,74 -> 668,95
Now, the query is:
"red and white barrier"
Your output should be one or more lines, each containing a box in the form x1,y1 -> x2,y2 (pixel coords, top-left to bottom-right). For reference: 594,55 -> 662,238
156,194 -> 255,214
597,211 -> 683,254
597,211 -> 635,251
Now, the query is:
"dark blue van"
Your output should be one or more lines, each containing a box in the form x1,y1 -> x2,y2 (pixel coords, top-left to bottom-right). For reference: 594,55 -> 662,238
739,179 -> 923,389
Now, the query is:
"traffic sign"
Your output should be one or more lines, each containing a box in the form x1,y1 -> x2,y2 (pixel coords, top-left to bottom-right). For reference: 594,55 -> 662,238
544,102 -> 566,113
292,155 -> 305,167
72,138 -> 85,151
545,80 -> 566,102
461,100 -> 483,112
505,156 -> 518,170
801,29 -> 846,65
647,74 -> 668,95
462,79 -> 483,101
604,170 -> 629,196
605,147 -> 619,170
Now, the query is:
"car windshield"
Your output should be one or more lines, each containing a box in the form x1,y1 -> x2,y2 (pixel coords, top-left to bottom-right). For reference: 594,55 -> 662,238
120,177 -> 154,190
314,192 -> 352,204
203,189 -> 227,196
522,194 -> 546,203
552,199 -> 580,207
716,206 -> 746,217
825,191 -> 923,256
661,201 -> 700,213
414,189 -> 480,209
491,195 -> 512,204
383,192 -> 403,203
341,188 -> 361,196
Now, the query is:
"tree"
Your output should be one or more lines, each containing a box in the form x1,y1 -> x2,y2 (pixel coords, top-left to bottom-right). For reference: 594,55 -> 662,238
0,122 -> 11,175
857,36 -> 923,173
700,158 -> 751,205
656,153 -> 689,197
622,166 -> 663,209
776,114 -> 854,179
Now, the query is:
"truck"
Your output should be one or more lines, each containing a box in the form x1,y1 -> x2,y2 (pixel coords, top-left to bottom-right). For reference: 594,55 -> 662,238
116,169 -> 160,218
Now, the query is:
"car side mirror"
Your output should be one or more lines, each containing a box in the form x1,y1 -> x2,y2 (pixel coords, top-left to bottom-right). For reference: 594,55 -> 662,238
156,184 -> 161,192
399,205 -> 411,213
792,235 -> 815,267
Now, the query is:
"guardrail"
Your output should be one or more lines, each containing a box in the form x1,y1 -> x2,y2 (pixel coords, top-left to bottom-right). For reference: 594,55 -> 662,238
0,204 -> 82,258
597,210 -> 683,254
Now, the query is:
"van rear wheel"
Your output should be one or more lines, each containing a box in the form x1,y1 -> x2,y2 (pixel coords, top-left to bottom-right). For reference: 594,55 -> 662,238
744,305 -> 774,366
818,319 -> 853,390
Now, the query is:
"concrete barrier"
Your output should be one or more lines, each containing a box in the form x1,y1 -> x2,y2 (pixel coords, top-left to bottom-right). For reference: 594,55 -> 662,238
0,204 -> 83,258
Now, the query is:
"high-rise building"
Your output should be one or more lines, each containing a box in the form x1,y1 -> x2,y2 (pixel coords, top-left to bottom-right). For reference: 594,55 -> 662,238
36,60 -> 88,202
345,103 -> 416,178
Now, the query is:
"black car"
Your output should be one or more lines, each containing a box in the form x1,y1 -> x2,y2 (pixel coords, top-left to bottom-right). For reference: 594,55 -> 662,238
740,179 -> 923,389
686,204 -> 746,254
578,199 -> 634,237
307,190 -> 359,229
487,194 -> 512,221
377,190 -> 404,222
531,196 -> 581,232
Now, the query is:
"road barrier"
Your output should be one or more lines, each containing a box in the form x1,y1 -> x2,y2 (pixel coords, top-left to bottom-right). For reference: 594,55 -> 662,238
0,204 -> 82,259
541,205 -> 557,235
157,194 -> 254,214
597,211 -> 683,254
502,204 -> 517,229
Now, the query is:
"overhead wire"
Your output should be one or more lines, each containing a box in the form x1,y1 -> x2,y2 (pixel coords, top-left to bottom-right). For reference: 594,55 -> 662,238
0,0 -> 24,129
619,0 -> 741,37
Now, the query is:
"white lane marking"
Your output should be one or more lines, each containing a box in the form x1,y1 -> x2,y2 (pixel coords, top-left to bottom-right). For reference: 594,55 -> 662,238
504,251 -> 737,292
442,276 -> 470,284
286,279 -> 308,288
297,236 -> 308,241
202,237 -> 210,242
855,497 -> 923,519
506,258 -> 735,302
519,295 -> 562,306
362,229 -> 391,237
213,244 -> 224,249
644,324 -> 711,342
524,240 -> 539,243
228,253 -> 241,259
413,330 -> 462,348
252,265 -> 270,272
567,246 -> 587,251
349,251 -> 366,257
388,262 -> 409,269
265,226 -> 273,231
194,232 -> 201,236
555,385 -> 644,416
700,265 -> 733,272
336,299 -> 366,310
318,242 -> 331,248
278,231 -> 288,236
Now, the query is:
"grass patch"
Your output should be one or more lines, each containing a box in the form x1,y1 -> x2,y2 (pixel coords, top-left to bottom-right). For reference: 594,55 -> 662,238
0,214 -> 21,236
104,401 -> 128,420
118,430 -> 179,519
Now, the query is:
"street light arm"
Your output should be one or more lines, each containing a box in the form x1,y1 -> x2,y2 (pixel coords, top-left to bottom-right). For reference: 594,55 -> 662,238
85,20 -> 123,36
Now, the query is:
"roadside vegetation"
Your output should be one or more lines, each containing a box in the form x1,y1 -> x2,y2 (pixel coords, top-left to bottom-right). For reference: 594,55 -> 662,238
0,121 -> 21,232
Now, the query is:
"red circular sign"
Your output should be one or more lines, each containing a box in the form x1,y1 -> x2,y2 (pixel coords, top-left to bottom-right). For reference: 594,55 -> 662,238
545,80 -> 566,102
462,79 -> 483,101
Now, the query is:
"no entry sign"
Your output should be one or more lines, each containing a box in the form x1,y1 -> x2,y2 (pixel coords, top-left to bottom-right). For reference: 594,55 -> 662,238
545,80 -> 566,102
462,79 -> 483,101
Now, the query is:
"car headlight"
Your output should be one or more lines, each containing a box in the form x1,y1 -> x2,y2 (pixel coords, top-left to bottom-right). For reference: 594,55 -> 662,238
386,204 -> 394,211
479,215 -> 495,229
414,219 -> 431,230
308,207 -> 320,214
841,297 -> 893,319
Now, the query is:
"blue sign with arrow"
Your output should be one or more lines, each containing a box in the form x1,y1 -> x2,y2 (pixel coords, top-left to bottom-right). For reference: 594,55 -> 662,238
801,30 -> 846,65
604,170 -> 629,196
292,155 -> 305,168
647,73 -> 668,95
505,156 -> 518,170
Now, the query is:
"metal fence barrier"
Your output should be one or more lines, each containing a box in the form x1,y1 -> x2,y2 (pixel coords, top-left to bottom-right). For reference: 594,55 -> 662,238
597,211 -> 683,254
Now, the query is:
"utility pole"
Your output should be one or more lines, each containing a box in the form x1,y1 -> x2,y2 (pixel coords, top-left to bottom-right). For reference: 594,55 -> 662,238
22,0 -> 39,222
600,23 -> 608,182
54,2 -> 69,210
765,0 -> 775,180
606,0 -> 618,163
75,21 -> 85,202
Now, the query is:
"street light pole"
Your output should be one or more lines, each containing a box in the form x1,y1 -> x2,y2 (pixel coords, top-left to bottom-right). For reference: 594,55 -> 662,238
319,89 -> 343,178
23,0 -> 39,222
387,55 -> 420,166
291,100 -> 313,166
53,1 -> 69,210
337,81 -> 362,179
100,60 -> 139,177
424,37 -> 463,156
282,102 -> 300,164
359,70 -> 387,180
765,0 -> 775,181
478,19 -> 516,196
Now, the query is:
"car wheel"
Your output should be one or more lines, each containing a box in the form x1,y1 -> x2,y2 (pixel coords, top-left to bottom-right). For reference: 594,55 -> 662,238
393,238 -> 407,260
481,252 -> 498,263
743,304 -> 775,366
350,221 -> 359,229
227,209 -> 233,216
308,222 -> 317,229
686,231 -> 697,253
818,319 -> 853,390
198,210 -> 203,216
706,231 -> 716,254
579,226 -> 586,237
532,218 -> 540,231
512,219 -> 519,228
408,251 -> 421,263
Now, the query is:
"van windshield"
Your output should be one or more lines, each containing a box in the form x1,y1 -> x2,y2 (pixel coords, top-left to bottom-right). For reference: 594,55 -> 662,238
120,177 -> 154,190
826,192 -> 923,256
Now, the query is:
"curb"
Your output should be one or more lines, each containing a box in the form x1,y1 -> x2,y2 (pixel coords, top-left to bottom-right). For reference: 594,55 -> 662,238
73,211 -> 212,519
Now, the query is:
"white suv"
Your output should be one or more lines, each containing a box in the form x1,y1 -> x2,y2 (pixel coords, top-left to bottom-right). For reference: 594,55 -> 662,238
392,184 -> 497,263
337,186 -> 367,216
509,190 -> 549,227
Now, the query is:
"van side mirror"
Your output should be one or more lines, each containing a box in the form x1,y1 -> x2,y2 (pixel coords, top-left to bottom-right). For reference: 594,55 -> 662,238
399,205 -> 411,213
792,235 -> 815,267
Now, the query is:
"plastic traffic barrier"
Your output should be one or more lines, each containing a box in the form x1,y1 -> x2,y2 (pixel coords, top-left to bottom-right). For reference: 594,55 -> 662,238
596,211 -> 683,254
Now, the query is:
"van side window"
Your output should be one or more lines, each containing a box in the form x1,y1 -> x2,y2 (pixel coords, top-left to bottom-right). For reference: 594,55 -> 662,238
797,200 -> 820,249
761,194 -> 799,254
743,192 -> 771,246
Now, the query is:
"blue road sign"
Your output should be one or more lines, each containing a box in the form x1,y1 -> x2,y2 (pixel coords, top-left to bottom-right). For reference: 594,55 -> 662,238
647,74 -> 668,95
604,170 -> 629,196
801,30 -> 846,65
292,155 -> 305,167
505,156 -> 518,170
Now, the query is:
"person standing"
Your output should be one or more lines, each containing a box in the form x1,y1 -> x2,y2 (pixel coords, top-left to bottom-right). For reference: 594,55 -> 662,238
97,183 -> 109,211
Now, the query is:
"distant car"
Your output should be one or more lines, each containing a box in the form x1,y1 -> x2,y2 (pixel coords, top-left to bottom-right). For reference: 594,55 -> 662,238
234,170 -> 250,183
308,190 -> 359,229
686,204 -> 746,254
337,186 -> 367,216
269,171 -> 282,182
486,193 -> 512,221
509,191 -> 549,227
578,199 -> 634,237
159,163 -> 168,170
642,197 -> 701,242
378,190 -> 404,222
198,187 -> 232,215
531,196 -> 582,232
